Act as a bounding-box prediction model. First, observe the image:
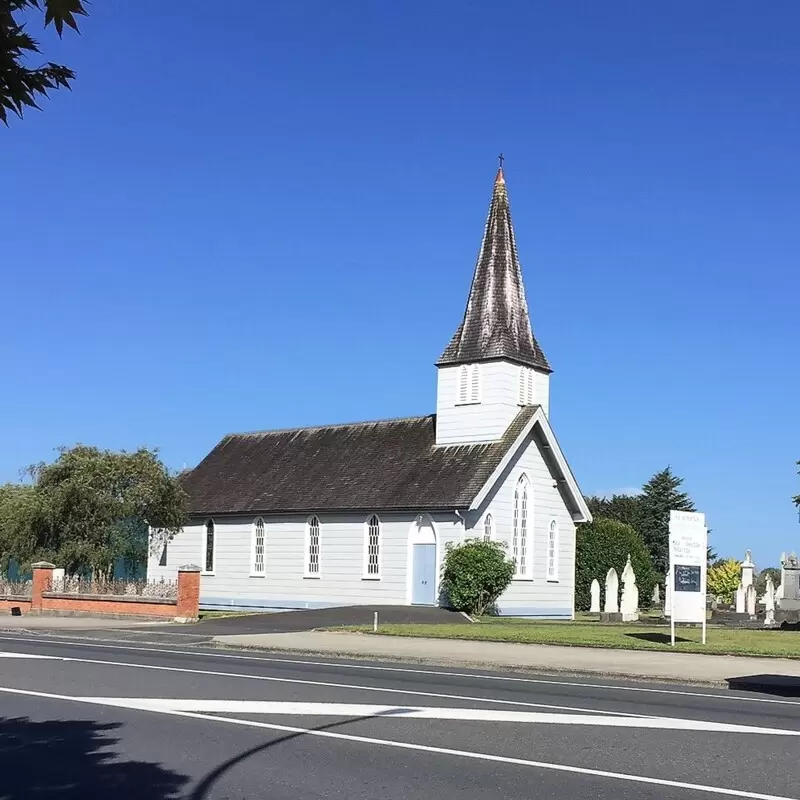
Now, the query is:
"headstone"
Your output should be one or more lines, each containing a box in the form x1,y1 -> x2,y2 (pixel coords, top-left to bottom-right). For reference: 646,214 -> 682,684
590,579 -> 601,613
620,555 -> 639,622
764,576 -> 776,627
735,582 -> 745,614
664,570 -> 672,617
778,553 -> 800,612
652,583 -> 660,606
741,550 -> 755,589
52,568 -> 65,592
745,584 -> 757,617
604,568 -> 619,614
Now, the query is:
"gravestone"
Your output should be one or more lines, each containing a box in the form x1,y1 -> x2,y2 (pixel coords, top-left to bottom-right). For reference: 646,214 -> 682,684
778,553 -> 800,612
764,576 -> 776,627
745,584 -> 757,617
741,550 -> 755,589
652,583 -> 660,607
590,579 -> 601,613
52,567 -> 65,592
735,582 -> 745,614
620,555 -> 639,622
600,567 -> 621,622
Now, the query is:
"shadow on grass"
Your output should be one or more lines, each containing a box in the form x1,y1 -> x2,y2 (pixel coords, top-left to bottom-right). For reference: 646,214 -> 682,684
726,675 -> 800,697
624,632 -> 693,645
0,717 -> 188,799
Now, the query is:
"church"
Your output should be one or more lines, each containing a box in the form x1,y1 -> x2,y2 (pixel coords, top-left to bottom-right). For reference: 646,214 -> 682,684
147,166 -> 591,617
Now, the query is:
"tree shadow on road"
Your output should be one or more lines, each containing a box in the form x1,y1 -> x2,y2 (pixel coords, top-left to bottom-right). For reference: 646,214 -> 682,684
726,675 -> 800,697
0,717 -> 188,799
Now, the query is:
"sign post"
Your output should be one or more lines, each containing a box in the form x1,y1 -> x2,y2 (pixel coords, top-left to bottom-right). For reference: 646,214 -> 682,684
668,511 -> 707,646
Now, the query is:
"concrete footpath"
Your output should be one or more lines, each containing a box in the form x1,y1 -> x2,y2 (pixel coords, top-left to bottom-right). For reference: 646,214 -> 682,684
213,630 -> 800,685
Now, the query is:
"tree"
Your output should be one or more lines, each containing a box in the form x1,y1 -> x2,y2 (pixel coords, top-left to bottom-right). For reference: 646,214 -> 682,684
575,518 -> 657,612
755,567 -> 781,597
585,493 -> 640,529
441,538 -> 515,616
707,558 -> 740,602
636,467 -> 695,575
794,460 -> 800,512
0,445 -> 186,577
0,0 -> 87,124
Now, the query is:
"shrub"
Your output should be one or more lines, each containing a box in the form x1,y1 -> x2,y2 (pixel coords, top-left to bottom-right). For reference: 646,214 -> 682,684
575,518 -> 657,611
441,538 -> 515,616
707,558 -> 741,602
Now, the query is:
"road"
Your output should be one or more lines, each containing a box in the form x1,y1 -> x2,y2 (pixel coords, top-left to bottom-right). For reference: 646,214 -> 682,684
0,632 -> 798,799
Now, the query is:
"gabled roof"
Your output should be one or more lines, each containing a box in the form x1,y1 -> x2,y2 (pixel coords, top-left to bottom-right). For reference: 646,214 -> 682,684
180,408 -> 537,516
438,168 -> 551,372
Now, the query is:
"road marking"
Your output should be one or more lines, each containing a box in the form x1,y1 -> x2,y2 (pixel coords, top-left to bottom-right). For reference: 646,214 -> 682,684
74,697 -> 800,735
2,633 -> 799,709
0,649 -> 648,718
0,684 -> 794,800
0,652 -> 58,659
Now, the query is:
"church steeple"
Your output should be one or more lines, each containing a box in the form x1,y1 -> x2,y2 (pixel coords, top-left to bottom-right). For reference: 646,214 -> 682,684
438,167 -> 550,373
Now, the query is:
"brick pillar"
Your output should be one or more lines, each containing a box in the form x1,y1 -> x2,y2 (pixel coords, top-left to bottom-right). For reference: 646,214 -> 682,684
31,562 -> 55,612
175,564 -> 201,623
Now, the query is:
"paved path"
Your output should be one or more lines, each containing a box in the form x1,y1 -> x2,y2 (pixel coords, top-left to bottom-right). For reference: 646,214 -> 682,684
213,630 -> 800,686
0,631 -> 798,799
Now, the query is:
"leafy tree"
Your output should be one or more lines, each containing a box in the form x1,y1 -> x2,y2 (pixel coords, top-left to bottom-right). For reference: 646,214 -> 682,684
0,445 -> 186,577
585,493 -> 640,529
441,538 -> 515,616
1,0 -> 87,124
575,518 -> 657,612
755,567 -> 781,597
636,467 -> 695,575
794,460 -> 800,512
707,558 -> 740,602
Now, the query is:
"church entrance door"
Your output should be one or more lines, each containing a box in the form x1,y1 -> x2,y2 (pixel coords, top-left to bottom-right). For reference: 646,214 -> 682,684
412,543 -> 436,605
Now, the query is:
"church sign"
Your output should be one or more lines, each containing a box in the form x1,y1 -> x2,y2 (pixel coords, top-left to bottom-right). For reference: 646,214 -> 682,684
667,510 -> 707,645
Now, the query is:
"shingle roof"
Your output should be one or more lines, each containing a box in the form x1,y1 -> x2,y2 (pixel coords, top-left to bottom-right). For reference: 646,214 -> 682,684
181,407 -> 537,516
438,168 -> 551,372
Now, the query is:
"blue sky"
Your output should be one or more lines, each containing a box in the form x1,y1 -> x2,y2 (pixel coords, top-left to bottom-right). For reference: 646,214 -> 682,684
3,1 -> 799,566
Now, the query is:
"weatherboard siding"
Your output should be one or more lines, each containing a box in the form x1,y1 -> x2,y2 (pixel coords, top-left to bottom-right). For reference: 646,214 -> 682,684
436,362 -> 522,444
148,512 -> 461,610
469,433 -> 575,617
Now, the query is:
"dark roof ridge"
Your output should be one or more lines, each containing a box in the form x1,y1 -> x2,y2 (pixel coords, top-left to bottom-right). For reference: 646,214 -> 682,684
227,413 -> 434,439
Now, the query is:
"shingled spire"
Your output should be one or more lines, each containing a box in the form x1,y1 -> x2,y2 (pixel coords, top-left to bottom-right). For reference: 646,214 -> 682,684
438,167 -> 551,372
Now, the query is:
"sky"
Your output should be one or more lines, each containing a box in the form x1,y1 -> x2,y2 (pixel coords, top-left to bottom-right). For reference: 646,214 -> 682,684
2,1 -> 799,566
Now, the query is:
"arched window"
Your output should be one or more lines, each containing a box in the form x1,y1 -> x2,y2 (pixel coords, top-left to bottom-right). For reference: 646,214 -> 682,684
364,514 -> 381,578
306,515 -> 321,577
483,513 -> 494,542
251,517 -> 265,575
547,519 -> 559,581
458,365 -> 469,404
470,364 -> 480,403
512,475 -> 531,578
203,519 -> 215,574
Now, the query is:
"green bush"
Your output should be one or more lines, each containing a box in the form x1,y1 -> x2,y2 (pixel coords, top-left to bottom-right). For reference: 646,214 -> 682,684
575,518 -> 657,611
441,538 -> 515,616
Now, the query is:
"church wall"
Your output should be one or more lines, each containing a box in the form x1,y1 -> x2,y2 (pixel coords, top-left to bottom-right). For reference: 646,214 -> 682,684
469,432 -> 575,618
148,511 -> 461,610
435,361 -> 522,444
533,370 -> 550,418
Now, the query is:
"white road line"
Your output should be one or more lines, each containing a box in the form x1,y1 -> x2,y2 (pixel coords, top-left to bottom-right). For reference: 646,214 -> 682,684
0,648 -> 653,718
2,633 -> 799,709
76,697 -> 800,735
0,684 -> 794,800
0,652 -> 59,659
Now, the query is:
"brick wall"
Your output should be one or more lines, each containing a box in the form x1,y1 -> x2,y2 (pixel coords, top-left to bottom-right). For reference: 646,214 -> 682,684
14,562 -> 202,622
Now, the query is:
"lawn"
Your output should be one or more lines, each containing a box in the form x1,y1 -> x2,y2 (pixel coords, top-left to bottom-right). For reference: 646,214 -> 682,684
332,620 -> 800,658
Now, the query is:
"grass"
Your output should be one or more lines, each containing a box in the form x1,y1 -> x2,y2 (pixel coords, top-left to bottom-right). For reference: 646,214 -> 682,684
331,620 -> 800,659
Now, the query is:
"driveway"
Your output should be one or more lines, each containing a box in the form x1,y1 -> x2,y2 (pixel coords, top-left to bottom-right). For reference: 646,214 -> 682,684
189,604 -> 468,636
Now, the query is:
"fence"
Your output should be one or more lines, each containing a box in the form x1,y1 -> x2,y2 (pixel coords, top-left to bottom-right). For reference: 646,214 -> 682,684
0,562 -> 202,622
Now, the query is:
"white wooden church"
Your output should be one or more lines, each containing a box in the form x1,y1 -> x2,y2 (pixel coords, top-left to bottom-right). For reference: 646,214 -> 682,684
148,167 -> 591,616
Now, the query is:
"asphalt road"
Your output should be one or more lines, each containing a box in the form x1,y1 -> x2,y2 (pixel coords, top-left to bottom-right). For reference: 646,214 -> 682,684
0,632 -> 798,799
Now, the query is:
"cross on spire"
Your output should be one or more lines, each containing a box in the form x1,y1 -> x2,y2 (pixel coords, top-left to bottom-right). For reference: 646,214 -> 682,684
498,152 -> 505,168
